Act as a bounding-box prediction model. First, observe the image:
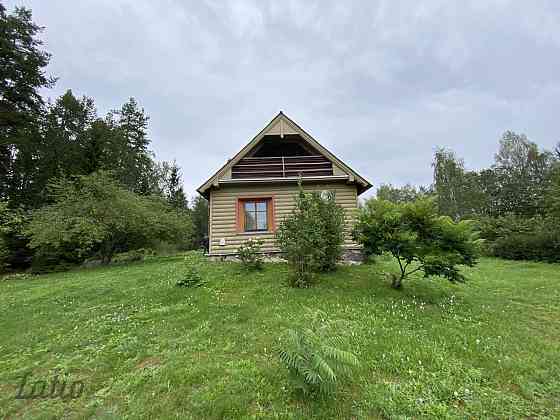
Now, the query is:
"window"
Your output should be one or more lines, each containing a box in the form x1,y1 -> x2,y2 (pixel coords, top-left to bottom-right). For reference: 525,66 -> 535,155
244,200 -> 268,231
237,198 -> 274,233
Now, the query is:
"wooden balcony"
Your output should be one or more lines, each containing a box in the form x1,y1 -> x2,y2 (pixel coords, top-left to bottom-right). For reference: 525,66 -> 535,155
231,155 -> 333,179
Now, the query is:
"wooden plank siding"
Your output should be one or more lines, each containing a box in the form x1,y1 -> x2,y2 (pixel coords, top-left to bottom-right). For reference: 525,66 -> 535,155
231,155 -> 333,179
208,182 -> 360,255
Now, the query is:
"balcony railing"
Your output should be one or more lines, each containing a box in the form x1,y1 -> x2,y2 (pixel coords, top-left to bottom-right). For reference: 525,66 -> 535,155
231,155 -> 333,179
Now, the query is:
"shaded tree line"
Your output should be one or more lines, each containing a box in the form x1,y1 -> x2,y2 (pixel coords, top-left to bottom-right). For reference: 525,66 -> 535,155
377,132 -> 560,263
0,5 -> 208,272
432,132 -> 557,220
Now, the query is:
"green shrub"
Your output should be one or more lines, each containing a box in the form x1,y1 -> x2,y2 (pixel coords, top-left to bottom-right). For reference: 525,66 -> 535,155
112,249 -> 146,264
238,238 -> 264,271
31,250 -> 76,273
278,309 -> 360,396
26,172 -> 193,268
0,236 -> 8,273
318,190 -> 346,272
174,252 -> 206,287
276,185 -> 345,287
353,198 -> 481,289
477,214 -> 542,243
0,202 -> 32,272
492,230 -> 560,263
477,214 -> 560,262
1,273 -> 35,282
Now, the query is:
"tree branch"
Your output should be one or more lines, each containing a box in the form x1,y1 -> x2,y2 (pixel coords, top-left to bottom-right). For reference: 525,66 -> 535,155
406,265 -> 423,277
395,253 -> 405,277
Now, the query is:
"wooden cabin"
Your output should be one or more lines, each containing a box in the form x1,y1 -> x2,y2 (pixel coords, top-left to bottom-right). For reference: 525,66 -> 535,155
197,112 -> 372,259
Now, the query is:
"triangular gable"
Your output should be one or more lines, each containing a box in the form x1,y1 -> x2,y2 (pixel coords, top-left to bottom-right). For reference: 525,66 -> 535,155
197,112 -> 372,197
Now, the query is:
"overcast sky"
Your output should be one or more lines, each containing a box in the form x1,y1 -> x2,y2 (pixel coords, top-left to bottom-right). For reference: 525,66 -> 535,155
6,0 -> 560,199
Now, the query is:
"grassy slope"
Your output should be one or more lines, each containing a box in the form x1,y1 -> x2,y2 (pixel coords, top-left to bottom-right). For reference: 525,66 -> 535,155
1,256 -> 559,419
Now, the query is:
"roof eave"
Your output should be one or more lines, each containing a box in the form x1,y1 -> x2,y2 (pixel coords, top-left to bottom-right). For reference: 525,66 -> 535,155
198,175 -> 372,198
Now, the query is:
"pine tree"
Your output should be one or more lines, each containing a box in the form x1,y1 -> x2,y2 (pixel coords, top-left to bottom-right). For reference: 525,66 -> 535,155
191,195 -> 208,249
167,161 -> 188,210
0,5 -> 55,204
114,98 -> 155,195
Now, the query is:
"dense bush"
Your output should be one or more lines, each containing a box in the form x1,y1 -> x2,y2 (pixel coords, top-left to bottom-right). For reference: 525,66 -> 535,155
0,203 -> 9,272
477,214 -> 560,262
317,191 -> 346,272
546,168 -> 560,220
476,214 -> 542,244
238,238 -> 264,271
0,202 -> 32,273
278,309 -> 360,396
0,231 -> 7,273
26,172 -> 193,269
492,231 -> 560,262
111,249 -> 154,264
354,198 -> 480,289
276,185 -> 344,287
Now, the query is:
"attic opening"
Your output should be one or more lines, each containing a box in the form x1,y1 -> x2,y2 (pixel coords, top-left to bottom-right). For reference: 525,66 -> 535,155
232,133 -> 334,179
250,134 -> 318,157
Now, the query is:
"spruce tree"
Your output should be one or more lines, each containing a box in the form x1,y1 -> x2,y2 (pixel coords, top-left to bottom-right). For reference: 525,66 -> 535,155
0,5 -> 55,205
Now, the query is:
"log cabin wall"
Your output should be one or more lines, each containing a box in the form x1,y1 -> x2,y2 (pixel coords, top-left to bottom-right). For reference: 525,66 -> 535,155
208,182 -> 359,255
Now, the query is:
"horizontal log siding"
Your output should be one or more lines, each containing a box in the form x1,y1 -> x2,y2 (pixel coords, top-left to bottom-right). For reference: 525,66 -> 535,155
209,183 -> 359,254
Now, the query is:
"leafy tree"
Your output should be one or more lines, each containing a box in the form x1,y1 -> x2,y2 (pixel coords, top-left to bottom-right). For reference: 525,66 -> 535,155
0,5 -> 55,203
432,134 -> 556,220
546,167 -> 560,221
492,131 -> 555,217
276,185 -> 344,287
353,198 -> 480,289
475,168 -> 502,217
27,172 -> 193,266
432,147 -> 468,219
376,183 -> 432,204
191,195 -> 208,250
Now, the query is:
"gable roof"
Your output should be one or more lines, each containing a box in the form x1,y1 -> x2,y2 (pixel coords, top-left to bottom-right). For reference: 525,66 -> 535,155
197,112 -> 372,197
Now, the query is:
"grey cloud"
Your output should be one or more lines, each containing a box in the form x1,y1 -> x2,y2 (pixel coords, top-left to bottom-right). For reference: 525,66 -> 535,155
6,0 -> 560,199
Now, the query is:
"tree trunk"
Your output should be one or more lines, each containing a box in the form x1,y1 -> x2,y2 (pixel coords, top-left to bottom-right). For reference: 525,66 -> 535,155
390,273 -> 403,289
100,241 -> 115,264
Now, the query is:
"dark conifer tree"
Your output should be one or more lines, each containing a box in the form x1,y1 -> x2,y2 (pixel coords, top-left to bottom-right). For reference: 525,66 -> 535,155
0,5 -> 55,205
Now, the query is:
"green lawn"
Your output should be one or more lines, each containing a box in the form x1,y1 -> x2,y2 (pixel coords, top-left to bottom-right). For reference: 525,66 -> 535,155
1,256 -> 559,419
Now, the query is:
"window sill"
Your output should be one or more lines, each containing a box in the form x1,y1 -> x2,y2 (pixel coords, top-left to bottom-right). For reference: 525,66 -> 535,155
237,231 -> 274,236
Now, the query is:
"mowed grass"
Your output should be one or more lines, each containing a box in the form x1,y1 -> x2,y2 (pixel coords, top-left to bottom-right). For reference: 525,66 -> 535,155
1,256 -> 559,419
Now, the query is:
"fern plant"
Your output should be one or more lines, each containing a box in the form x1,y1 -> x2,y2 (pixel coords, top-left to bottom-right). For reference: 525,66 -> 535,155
278,309 -> 360,396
